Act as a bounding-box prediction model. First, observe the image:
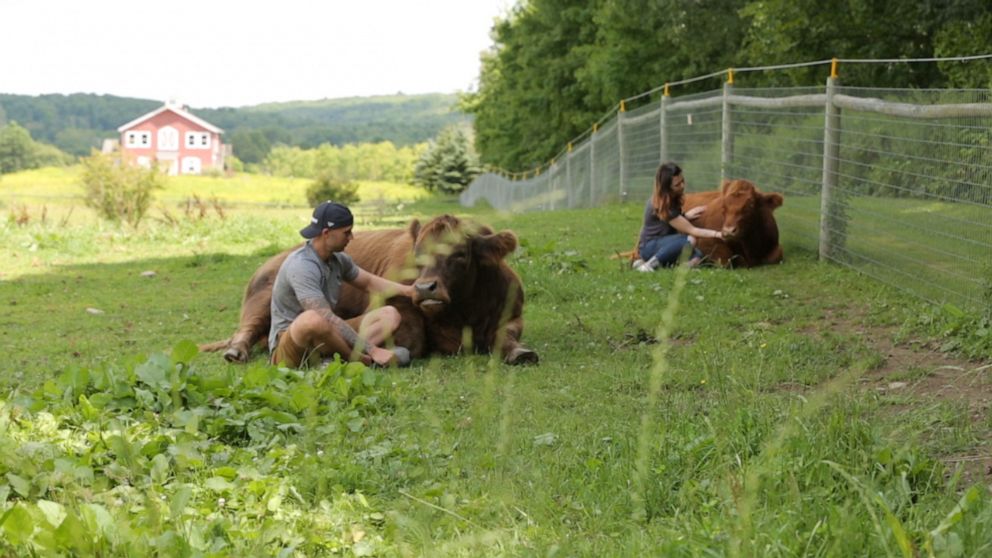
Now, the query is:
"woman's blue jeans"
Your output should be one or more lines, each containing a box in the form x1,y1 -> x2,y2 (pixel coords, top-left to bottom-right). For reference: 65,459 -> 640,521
640,234 -> 700,267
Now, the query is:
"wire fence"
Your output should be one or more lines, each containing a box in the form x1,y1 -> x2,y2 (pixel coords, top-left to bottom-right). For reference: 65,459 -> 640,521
461,70 -> 992,313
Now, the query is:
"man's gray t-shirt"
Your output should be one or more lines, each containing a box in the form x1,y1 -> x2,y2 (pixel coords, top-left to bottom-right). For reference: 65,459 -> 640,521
268,242 -> 360,351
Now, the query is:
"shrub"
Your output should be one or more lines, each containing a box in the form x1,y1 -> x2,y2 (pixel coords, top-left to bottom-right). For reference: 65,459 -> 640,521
305,173 -> 360,207
79,151 -> 164,226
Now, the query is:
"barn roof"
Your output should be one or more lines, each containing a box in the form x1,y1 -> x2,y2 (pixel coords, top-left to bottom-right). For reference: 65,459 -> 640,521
117,103 -> 223,134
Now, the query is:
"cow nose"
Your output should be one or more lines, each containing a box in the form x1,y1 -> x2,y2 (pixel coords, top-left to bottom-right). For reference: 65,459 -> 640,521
415,280 -> 437,296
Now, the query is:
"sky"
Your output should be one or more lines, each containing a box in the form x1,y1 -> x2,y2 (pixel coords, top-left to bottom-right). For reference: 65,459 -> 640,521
0,0 -> 512,108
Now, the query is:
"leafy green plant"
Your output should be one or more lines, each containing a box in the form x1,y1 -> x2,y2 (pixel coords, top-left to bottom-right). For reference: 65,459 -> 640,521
78,150 -> 164,226
305,173 -> 360,207
0,342 -> 395,555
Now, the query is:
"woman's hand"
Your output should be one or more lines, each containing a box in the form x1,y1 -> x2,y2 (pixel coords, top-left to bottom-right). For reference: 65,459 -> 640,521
685,206 -> 705,220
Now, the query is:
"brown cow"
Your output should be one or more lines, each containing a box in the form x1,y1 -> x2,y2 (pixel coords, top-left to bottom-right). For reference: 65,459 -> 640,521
685,179 -> 784,267
200,214 -> 539,365
631,179 -> 783,268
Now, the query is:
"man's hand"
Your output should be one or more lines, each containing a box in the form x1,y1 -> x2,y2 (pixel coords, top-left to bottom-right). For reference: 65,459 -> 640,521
685,206 -> 705,220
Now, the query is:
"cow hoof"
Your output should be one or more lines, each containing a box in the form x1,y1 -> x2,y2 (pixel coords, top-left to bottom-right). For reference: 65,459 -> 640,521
506,347 -> 539,366
223,347 -> 247,364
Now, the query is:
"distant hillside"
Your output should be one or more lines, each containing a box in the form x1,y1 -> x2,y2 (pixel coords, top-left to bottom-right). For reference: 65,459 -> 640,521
0,92 -> 468,163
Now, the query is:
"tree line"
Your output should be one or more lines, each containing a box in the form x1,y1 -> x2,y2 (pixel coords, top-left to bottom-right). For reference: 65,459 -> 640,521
463,0 -> 992,171
0,92 -> 469,163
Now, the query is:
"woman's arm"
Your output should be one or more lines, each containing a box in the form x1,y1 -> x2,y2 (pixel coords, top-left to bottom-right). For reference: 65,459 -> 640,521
669,215 -> 723,239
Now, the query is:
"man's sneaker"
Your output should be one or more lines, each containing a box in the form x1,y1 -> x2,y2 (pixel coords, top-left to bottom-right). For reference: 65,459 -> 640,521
392,346 -> 411,367
631,258 -> 645,270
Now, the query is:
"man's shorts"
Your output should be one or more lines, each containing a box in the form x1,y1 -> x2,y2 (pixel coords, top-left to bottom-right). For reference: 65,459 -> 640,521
271,314 -> 364,367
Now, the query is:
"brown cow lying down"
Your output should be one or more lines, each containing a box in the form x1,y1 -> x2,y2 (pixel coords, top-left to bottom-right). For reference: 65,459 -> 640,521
200,214 -> 539,365
633,179 -> 784,268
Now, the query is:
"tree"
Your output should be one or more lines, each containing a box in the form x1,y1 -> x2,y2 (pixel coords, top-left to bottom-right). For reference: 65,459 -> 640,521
0,122 -> 38,174
466,0 -> 992,171
413,128 -> 481,194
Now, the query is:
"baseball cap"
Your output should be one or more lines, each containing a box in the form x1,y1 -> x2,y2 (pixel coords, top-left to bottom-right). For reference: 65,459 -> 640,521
300,201 -> 354,238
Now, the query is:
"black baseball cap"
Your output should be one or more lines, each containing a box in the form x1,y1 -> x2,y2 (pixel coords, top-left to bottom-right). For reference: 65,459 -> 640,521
300,201 -> 354,238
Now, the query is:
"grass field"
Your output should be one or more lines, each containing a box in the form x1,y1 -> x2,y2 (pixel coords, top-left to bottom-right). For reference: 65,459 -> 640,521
1,171 -> 991,555
0,166 -> 428,228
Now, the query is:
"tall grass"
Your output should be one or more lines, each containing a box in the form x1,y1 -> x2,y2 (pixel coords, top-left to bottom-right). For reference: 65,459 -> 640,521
1,190 -> 990,555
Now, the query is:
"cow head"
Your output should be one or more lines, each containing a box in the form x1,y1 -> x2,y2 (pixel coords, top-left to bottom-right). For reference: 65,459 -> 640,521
406,214 -> 518,315
717,179 -> 783,240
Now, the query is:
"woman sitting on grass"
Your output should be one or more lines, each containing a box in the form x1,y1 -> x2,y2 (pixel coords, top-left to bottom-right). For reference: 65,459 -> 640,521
634,162 -> 724,272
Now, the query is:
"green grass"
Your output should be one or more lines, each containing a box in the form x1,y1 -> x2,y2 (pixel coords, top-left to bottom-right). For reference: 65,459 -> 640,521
1,186 -> 991,555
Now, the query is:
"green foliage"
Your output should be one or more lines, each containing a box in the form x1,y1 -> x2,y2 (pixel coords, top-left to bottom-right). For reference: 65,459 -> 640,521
0,343 -> 394,555
305,174 -> 361,207
263,141 -> 425,182
935,13 -> 992,88
78,151 -> 164,226
468,0 -> 992,171
0,122 -> 72,174
413,127 -> 481,194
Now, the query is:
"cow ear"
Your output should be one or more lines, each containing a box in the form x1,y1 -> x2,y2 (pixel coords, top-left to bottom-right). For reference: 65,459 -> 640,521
474,230 -> 518,265
763,193 -> 784,209
407,219 -> 421,240
721,179 -> 733,195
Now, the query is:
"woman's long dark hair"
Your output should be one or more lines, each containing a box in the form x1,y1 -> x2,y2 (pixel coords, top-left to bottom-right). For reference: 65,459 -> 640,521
651,162 -> 683,219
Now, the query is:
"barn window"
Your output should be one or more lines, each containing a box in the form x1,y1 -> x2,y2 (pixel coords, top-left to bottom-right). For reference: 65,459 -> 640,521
185,131 -> 211,149
125,131 -> 151,147
182,156 -> 202,175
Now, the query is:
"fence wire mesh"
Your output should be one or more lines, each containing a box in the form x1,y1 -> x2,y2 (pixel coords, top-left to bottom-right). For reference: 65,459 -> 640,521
460,84 -> 992,312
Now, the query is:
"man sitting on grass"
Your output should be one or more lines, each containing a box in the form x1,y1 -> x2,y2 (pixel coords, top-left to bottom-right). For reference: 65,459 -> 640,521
269,201 -> 413,368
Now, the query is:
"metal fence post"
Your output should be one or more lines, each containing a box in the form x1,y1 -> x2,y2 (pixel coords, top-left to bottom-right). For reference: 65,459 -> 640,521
721,79 -> 734,181
820,75 -> 841,261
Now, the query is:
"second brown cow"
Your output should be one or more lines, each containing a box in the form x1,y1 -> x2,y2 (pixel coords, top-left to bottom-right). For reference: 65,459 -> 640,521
633,178 -> 784,268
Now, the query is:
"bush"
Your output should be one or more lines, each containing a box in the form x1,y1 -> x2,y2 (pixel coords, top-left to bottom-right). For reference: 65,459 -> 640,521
79,151 -> 164,226
305,173 -> 360,207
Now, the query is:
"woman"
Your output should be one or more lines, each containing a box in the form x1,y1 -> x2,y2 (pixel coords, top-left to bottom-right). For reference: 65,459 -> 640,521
634,162 -> 724,271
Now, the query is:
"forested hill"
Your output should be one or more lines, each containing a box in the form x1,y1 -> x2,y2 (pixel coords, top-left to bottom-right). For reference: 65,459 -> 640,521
0,92 -> 467,162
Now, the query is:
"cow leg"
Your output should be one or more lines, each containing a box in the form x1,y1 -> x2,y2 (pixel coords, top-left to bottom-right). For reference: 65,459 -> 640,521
762,245 -> 784,265
499,317 -> 539,365
223,289 -> 273,363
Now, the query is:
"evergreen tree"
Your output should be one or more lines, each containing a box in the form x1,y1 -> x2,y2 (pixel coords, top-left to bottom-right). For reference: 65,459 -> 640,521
413,128 -> 481,194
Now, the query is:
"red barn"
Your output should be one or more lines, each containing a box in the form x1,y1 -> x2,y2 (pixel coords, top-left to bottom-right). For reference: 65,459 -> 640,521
116,101 -> 230,175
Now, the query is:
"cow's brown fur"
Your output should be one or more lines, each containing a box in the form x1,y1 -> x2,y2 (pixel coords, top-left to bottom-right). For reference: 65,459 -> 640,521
200,215 -> 538,365
631,179 -> 783,268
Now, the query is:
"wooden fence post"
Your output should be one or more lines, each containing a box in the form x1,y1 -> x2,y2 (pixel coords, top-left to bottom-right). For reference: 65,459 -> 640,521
659,92 -> 669,164
820,76 -> 841,261
618,102 -> 627,202
721,80 -> 734,181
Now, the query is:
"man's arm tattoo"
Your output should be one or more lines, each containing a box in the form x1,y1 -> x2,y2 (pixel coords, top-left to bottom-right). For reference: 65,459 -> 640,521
300,299 -> 368,353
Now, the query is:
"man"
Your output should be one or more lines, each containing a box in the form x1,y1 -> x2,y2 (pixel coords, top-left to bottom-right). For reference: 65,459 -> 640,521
269,201 -> 414,368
